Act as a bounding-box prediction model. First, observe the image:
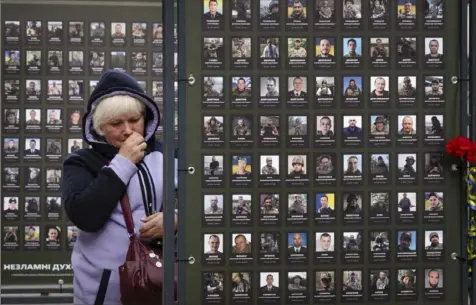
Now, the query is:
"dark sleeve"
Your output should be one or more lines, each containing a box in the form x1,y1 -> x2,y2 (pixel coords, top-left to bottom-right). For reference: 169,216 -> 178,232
61,152 -> 136,233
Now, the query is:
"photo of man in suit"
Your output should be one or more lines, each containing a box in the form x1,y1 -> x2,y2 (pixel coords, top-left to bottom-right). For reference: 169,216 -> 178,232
24,139 -> 40,155
260,273 -> 279,293
287,233 -> 307,254
287,77 -> 307,98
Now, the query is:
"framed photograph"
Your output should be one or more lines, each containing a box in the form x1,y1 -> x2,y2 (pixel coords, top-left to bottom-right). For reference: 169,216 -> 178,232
259,37 -> 280,69
26,21 -> 42,44
287,38 -> 308,69
314,0 -> 336,29
397,0 -> 417,30
203,0 -> 224,30
424,0 -> 444,30
4,21 -> 20,44
68,22 -> 84,45
203,37 -> 225,69
342,0 -> 363,30
342,233 -> 363,264
259,0 -> 281,30
47,50 -> 63,74
230,0 -> 252,30
286,0 -> 309,30
132,22 -> 147,46
424,37 -> 444,69
111,22 -> 126,45
369,0 -> 390,30
314,37 -> 336,69
202,272 -> 225,304
90,22 -> 105,45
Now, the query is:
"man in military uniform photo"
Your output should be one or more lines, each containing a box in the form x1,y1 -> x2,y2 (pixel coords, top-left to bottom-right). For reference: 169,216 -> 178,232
316,0 -> 333,20
289,194 -> 306,214
426,79 -> 443,96
398,1 -> 416,19
399,156 -> 416,176
260,233 -> 279,253
232,77 -> 251,97
233,196 -> 251,215
316,272 -> 334,291
426,192 -> 443,211
398,232 -> 413,251
232,234 -> 252,253
261,196 -> 279,214
398,193 -> 415,212
344,79 -> 361,97
204,195 -> 223,214
344,38 -> 361,57
398,116 -> 415,135
425,232 -> 443,250
399,77 -> 417,97
288,0 -> 307,22
399,270 -> 416,289
344,193 -> 361,213
288,39 -> 307,58
235,157 -> 251,176
204,0 -> 223,19
233,118 -> 251,136
261,156 -> 278,175
343,0 -> 361,19
204,77 -> 222,97
289,156 -> 305,175
343,272 -> 362,291
345,235 -> 360,251
371,117 -> 389,135
371,38 -> 388,58
317,195 -> 334,215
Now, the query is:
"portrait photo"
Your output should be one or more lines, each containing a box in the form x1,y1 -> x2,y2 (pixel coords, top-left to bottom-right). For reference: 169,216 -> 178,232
260,155 -> 279,175
315,77 -> 335,97
398,192 -> 417,212
260,77 -> 279,97
315,193 -> 335,213
424,76 -> 444,96
287,155 -> 307,175
370,37 -> 390,59
203,194 -> 224,214
316,232 -> 335,251
342,37 -> 362,57
343,155 -> 362,175
342,77 -> 362,96
424,115 -> 444,136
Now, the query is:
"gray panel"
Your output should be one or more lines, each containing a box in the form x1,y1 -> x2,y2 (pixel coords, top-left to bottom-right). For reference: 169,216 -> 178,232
184,0 -> 463,304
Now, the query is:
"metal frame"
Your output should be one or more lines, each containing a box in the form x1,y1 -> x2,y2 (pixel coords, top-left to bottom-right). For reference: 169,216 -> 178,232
161,0 -> 177,304
469,0 -> 476,302
176,0 -> 187,303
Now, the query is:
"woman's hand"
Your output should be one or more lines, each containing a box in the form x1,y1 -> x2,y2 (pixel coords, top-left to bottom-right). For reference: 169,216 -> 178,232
139,212 -> 178,239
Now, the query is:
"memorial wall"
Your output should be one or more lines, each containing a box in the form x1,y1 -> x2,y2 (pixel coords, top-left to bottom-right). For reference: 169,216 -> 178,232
183,0 -> 464,304
1,3 -> 177,285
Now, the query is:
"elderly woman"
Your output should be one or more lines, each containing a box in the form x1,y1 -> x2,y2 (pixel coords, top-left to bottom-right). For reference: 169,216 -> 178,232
61,70 -> 177,305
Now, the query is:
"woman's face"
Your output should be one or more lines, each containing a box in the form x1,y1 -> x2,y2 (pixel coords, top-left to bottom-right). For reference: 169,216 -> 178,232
101,113 -> 145,148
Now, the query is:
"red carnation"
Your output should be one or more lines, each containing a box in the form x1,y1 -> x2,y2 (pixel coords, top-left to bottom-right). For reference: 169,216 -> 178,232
446,136 -> 473,158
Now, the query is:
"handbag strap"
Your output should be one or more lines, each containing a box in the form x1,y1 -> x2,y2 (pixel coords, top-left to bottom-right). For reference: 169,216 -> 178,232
120,193 -> 136,238
107,160 -> 136,237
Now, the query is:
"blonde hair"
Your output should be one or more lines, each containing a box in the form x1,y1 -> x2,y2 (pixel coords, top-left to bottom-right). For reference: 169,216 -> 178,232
92,95 -> 145,135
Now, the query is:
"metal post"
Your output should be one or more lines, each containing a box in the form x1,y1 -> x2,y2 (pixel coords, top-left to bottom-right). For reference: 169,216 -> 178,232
176,0 -> 187,303
470,0 -> 476,304
162,0 -> 177,304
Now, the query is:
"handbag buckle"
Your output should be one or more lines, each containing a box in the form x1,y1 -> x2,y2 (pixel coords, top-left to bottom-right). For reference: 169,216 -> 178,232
128,228 -> 136,238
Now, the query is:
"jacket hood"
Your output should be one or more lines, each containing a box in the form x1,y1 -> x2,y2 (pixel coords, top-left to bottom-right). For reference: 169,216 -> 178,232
82,70 -> 160,151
